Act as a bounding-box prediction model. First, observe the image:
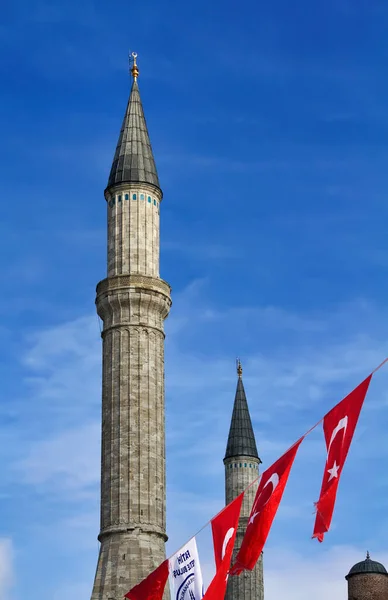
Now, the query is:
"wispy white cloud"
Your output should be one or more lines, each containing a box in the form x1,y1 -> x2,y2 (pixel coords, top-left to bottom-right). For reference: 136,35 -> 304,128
3,279 -> 388,598
265,545 -> 388,600
20,316 -> 101,423
13,422 -> 100,498
0,539 -> 14,600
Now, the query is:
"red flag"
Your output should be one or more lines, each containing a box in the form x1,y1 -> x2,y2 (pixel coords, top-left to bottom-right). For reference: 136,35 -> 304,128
203,493 -> 244,599
202,554 -> 231,600
211,492 -> 244,569
313,375 -> 372,542
230,438 -> 303,574
124,560 -> 169,600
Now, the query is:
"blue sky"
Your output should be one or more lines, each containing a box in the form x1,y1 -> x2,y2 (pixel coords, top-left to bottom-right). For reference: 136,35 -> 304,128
1,0 -> 388,598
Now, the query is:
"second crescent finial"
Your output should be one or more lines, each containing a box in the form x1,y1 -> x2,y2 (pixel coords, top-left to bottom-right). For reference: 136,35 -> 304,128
237,358 -> 243,378
130,51 -> 139,79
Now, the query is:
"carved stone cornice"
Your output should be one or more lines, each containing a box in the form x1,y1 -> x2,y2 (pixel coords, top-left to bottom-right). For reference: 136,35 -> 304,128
98,523 -> 168,543
96,274 -> 171,299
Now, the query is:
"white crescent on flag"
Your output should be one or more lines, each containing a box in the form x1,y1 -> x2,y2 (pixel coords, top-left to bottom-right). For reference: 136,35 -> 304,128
221,527 -> 235,585
221,528 -> 235,560
264,473 -> 280,496
327,416 -> 348,456
249,473 -> 280,524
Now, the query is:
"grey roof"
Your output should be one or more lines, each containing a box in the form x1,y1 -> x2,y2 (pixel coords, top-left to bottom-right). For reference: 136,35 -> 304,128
224,375 -> 260,460
107,78 -> 160,191
346,554 -> 388,579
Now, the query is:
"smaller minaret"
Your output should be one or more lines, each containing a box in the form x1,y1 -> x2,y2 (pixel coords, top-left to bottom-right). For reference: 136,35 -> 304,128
224,361 -> 264,600
346,552 -> 388,600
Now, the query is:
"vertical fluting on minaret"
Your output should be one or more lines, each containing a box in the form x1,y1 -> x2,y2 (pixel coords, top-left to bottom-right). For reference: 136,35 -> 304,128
91,54 -> 172,600
224,361 -> 264,600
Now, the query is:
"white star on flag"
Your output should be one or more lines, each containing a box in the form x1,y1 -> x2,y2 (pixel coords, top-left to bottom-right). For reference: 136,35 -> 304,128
327,460 -> 339,481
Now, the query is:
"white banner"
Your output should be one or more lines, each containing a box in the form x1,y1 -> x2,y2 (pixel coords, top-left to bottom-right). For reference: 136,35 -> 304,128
169,537 -> 204,600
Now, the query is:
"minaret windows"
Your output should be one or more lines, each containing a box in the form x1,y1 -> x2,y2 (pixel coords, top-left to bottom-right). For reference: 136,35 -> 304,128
105,194 -> 162,207
228,462 -> 257,469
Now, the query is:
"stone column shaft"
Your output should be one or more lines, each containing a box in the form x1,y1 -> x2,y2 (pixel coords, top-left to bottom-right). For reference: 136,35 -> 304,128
91,181 -> 171,600
224,456 -> 264,600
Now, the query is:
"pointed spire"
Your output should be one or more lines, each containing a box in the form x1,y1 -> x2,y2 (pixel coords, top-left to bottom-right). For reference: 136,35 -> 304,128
366,551 -> 371,560
225,362 -> 260,460
107,53 -> 160,192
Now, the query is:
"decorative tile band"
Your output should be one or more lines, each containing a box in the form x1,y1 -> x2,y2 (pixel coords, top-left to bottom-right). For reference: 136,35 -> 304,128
108,192 -> 160,209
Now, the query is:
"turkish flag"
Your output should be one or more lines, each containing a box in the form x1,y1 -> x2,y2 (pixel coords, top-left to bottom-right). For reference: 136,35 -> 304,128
202,554 -> 231,600
211,492 -> 244,569
124,559 -> 169,600
230,438 -> 303,574
203,493 -> 244,599
313,375 -> 372,542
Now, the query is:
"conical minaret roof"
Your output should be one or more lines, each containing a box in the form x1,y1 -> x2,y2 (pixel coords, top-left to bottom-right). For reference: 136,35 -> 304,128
107,53 -> 160,192
225,361 -> 260,460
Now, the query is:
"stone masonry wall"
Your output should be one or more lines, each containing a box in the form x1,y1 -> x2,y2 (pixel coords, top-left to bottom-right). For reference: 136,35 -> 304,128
347,573 -> 388,600
225,455 -> 264,600
107,183 -> 161,279
91,178 -> 171,600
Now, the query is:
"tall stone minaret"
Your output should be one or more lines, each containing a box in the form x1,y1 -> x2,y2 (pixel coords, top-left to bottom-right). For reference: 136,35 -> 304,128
91,54 -> 172,600
224,361 -> 264,600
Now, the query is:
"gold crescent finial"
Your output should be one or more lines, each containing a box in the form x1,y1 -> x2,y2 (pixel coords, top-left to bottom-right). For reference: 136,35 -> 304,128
237,358 -> 243,378
130,51 -> 139,79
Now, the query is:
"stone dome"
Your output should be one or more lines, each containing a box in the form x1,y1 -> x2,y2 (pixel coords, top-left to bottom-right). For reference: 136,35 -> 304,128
346,553 -> 388,580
